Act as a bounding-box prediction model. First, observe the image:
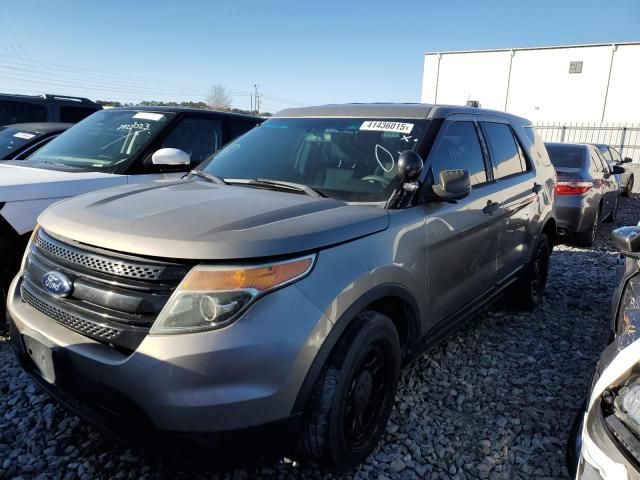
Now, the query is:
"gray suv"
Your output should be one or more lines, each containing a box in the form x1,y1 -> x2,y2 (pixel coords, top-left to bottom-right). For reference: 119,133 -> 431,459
7,104 -> 557,470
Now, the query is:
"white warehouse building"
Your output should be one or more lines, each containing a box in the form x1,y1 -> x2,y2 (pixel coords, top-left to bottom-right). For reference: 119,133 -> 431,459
421,42 -> 640,124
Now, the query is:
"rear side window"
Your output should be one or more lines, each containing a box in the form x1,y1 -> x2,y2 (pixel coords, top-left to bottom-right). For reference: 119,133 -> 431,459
593,149 -> 610,173
546,144 -> 586,169
59,106 -> 100,123
481,122 -> 526,179
0,100 -> 46,125
429,121 -> 487,186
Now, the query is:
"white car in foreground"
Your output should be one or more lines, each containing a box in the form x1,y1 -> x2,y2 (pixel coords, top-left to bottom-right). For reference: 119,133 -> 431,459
0,106 -> 261,325
570,225 -> 640,479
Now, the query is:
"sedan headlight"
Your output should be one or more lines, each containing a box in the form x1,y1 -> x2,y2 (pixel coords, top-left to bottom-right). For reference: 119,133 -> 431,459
150,255 -> 315,334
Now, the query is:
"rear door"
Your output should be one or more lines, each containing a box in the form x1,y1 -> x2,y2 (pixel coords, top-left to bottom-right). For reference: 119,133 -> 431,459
480,119 -> 539,281
424,116 -> 502,323
593,148 -> 617,214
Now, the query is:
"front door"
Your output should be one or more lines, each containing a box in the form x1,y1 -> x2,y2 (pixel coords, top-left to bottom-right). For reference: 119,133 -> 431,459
424,117 -> 502,323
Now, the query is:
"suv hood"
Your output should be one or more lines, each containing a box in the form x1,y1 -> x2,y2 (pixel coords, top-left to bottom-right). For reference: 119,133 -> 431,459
0,163 -> 119,202
39,179 -> 390,260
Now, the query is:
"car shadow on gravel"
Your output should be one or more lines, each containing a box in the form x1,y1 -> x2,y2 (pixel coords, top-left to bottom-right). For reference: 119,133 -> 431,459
0,196 -> 638,480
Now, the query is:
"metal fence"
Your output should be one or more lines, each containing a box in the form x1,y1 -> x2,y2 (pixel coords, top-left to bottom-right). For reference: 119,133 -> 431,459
534,122 -> 640,163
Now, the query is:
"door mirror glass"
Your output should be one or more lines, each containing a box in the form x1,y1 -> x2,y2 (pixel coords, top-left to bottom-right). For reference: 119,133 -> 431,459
613,226 -> 640,254
151,147 -> 190,166
613,165 -> 625,175
433,169 -> 471,201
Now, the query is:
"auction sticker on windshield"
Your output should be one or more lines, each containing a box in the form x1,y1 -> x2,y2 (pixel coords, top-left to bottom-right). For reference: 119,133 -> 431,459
133,112 -> 165,121
360,121 -> 414,134
13,132 -> 35,140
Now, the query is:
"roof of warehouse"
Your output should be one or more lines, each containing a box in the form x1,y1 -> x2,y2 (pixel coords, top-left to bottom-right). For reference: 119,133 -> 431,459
425,41 -> 640,56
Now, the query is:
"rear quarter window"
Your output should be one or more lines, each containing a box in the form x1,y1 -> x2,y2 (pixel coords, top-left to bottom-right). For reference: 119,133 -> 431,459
0,100 -> 47,125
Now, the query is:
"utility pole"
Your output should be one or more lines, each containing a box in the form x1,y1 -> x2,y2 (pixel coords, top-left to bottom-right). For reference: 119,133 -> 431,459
254,84 -> 261,115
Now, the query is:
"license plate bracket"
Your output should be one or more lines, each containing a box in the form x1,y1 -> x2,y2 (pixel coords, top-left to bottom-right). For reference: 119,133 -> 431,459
23,335 -> 56,384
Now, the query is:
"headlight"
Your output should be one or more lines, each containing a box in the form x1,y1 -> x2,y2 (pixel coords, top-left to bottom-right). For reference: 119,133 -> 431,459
19,225 -> 40,273
617,275 -> 640,351
150,255 -> 315,334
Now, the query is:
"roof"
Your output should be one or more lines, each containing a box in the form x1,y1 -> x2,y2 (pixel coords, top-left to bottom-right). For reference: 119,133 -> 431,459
425,41 -> 640,56
113,106 -> 261,121
273,103 -> 529,122
0,93 -> 99,105
544,142 -> 591,149
2,122 -> 72,133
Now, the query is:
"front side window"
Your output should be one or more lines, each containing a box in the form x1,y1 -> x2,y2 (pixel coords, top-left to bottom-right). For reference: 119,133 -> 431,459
482,122 -> 525,179
0,100 -> 46,125
200,118 -> 429,202
0,127 -> 42,158
25,109 -> 173,171
160,117 -> 222,165
609,147 -> 623,163
596,145 -> 613,162
428,121 -> 487,186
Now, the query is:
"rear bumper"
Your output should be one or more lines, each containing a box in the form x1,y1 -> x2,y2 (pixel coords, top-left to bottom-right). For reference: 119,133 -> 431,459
555,195 -> 596,233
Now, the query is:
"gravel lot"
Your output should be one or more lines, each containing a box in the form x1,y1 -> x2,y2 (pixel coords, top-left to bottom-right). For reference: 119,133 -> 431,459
1,195 -> 638,480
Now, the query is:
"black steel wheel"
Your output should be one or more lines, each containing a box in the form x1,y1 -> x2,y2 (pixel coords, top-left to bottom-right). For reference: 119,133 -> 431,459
297,310 -> 400,470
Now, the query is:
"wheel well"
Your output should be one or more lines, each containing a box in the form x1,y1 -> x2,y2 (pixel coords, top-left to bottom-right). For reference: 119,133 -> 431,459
365,296 -> 415,356
542,217 -> 558,245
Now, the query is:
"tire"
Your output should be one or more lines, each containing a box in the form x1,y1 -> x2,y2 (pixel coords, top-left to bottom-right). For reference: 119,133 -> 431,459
604,197 -> 618,223
509,233 -> 551,310
574,207 -> 599,247
623,175 -> 634,197
296,310 -> 401,470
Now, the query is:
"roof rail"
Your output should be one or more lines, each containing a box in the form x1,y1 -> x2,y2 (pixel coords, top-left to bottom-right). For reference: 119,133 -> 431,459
43,94 -> 96,104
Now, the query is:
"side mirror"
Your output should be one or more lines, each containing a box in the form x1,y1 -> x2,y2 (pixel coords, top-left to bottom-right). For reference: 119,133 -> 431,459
397,150 -> 423,186
152,148 -> 190,166
433,169 -> 471,201
623,157 -> 633,164
613,165 -> 625,174
613,226 -> 640,254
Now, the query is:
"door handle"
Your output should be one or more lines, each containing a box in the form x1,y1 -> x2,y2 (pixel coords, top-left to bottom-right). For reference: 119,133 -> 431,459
532,182 -> 542,193
483,200 -> 500,215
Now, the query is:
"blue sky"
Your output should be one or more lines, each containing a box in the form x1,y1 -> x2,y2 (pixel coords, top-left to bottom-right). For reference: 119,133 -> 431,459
1,0 -> 638,112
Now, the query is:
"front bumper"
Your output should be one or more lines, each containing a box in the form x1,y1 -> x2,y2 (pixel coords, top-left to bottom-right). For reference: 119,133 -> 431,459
8,274 -> 332,450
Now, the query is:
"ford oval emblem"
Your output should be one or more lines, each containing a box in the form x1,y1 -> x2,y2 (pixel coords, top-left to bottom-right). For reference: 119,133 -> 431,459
41,271 -> 73,298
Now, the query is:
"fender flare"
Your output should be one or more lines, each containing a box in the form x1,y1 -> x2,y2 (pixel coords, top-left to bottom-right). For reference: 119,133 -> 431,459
291,283 -> 421,415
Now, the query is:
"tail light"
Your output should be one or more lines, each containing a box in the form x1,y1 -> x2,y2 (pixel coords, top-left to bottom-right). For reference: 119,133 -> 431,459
555,181 -> 593,195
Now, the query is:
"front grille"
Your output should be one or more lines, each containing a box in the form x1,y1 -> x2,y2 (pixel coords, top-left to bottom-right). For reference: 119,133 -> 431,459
21,285 -> 121,342
21,229 -> 189,351
35,230 -> 166,280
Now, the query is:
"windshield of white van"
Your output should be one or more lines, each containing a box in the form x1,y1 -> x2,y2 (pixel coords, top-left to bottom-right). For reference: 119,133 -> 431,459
200,118 -> 428,202
24,110 -> 173,171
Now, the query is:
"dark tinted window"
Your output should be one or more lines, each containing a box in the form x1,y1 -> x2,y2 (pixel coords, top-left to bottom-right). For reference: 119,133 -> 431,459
228,119 -> 260,141
482,122 -> 524,178
545,144 -> 586,169
429,122 -> 486,186
161,117 -> 223,165
0,100 -> 46,125
59,106 -> 100,123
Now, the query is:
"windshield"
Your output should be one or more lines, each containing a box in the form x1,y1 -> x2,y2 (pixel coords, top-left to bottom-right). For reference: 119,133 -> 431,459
546,144 -> 586,169
0,127 -> 42,157
200,118 -> 428,202
25,110 -> 173,171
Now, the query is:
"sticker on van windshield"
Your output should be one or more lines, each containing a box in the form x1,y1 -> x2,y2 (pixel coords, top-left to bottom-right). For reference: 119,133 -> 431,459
360,121 -> 414,134
133,112 -> 164,121
13,132 -> 35,140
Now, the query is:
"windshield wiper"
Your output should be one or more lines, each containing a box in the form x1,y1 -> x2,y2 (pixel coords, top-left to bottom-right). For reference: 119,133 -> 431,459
189,170 -> 226,185
226,178 -> 325,197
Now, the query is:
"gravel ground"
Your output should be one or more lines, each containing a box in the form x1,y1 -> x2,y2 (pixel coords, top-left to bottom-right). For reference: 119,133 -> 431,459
1,195 -> 638,480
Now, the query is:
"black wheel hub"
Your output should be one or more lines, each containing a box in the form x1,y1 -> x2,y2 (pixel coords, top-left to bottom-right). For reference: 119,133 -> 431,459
344,344 -> 388,447
531,244 -> 549,298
